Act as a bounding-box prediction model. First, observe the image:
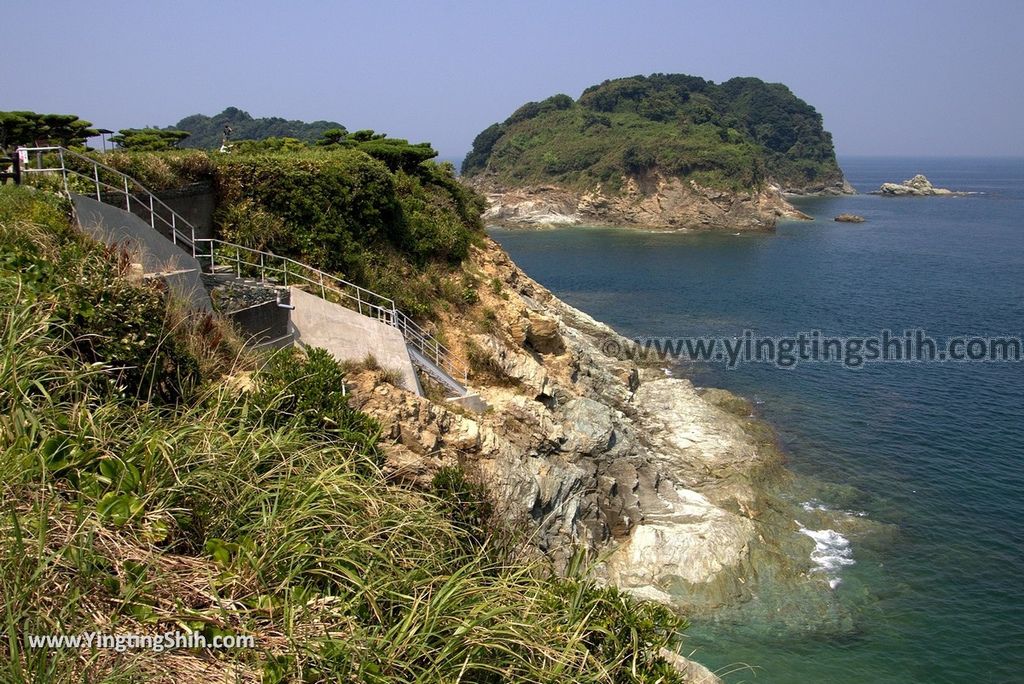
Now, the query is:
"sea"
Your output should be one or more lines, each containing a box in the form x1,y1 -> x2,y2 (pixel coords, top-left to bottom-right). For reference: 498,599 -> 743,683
488,157 -> 1024,683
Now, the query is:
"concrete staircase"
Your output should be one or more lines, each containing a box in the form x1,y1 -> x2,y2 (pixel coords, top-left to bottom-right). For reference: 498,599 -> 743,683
19,145 -> 478,402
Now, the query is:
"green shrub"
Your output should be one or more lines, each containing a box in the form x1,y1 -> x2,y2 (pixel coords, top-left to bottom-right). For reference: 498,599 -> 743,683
214,149 -> 401,276
217,197 -> 288,250
247,346 -> 381,461
431,466 -> 494,550
96,149 -> 217,190
0,186 -> 205,404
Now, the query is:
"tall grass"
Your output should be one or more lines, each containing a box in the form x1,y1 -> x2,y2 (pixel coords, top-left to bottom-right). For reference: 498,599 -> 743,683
0,186 -> 689,682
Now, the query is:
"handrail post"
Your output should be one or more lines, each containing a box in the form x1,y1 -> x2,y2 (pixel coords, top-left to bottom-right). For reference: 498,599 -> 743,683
260,253 -> 265,282
124,176 -> 130,212
93,164 -> 100,200
58,149 -> 68,193
149,194 -> 156,233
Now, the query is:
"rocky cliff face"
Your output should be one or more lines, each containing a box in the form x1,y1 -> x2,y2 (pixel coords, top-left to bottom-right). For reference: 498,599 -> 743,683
777,176 -> 856,196
472,172 -> 813,231
345,238 -> 863,625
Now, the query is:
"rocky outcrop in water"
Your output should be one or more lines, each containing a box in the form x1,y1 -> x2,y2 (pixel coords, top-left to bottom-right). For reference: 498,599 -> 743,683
477,173 -> 811,232
834,213 -> 865,223
659,649 -> 725,684
875,174 -> 966,196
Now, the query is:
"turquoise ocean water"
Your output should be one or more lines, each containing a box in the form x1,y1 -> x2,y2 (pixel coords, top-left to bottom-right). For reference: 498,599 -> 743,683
489,158 -> 1024,683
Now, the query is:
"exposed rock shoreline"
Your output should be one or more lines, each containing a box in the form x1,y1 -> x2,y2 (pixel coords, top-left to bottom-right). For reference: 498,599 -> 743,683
345,237 -> 878,642
469,172 -> 852,231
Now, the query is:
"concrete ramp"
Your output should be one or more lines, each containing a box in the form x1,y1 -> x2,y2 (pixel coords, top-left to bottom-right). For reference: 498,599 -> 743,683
289,287 -> 421,394
71,194 -> 211,311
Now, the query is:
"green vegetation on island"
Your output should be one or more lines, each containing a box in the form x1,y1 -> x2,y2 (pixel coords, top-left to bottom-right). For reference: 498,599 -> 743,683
463,73 -> 845,192
0,185 -> 691,682
171,107 -> 347,149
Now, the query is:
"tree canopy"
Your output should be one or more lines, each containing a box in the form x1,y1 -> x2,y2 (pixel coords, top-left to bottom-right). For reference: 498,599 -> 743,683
170,107 -> 345,149
0,111 -> 98,151
462,73 -> 844,192
111,128 -> 191,151
315,129 -> 438,173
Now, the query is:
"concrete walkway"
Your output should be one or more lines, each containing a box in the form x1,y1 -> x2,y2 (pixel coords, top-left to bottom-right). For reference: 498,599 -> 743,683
71,194 -> 211,311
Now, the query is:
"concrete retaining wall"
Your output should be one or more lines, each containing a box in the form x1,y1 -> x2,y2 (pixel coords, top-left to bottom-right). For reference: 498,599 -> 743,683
227,292 -> 293,348
99,182 -> 215,245
156,182 -> 215,242
289,287 -> 420,394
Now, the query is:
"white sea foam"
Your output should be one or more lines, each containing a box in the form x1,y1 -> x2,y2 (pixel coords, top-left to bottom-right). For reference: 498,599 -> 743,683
797,523 -> 855,589
801,499 -> 867,517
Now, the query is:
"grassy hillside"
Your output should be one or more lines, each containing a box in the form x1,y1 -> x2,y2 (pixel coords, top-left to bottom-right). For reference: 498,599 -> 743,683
0,185 -> 690,682
462,73 -> 845,192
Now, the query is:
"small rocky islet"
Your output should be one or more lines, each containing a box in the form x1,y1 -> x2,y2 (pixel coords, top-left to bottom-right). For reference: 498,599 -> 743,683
873,173 -> 968,196
834,213 -> 866,223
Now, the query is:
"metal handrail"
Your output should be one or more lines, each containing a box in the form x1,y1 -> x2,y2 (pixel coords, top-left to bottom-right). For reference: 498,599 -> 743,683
17,146 -> 469,385
194,238 -> 395,317
18,146 -> 196,253
196,239 -> 468,383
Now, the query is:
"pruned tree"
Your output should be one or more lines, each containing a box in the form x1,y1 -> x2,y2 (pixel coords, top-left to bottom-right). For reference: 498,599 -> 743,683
0,111 -> 98,151
111,128 -> 191,151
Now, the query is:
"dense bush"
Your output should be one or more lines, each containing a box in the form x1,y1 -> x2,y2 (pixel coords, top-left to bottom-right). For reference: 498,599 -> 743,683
0,186 -> 208,403
247,346 -> 381,463
215,149 -> 403,276
88,149 -> 218,190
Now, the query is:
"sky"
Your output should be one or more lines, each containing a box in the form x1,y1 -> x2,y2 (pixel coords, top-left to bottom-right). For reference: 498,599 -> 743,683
4,0 -> 1023,160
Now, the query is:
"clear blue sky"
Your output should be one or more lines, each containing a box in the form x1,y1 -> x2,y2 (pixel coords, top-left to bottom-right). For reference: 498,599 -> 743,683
5,0 -> 1022,159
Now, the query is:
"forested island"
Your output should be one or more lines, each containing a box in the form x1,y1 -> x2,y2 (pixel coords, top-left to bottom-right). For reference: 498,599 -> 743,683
463,73 -> 851,230
171,107 -> 346,148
